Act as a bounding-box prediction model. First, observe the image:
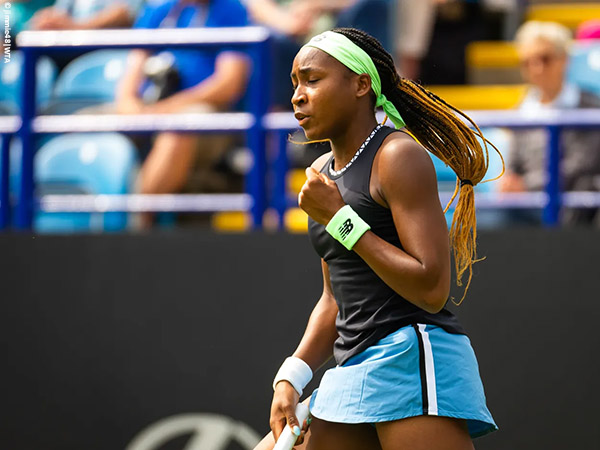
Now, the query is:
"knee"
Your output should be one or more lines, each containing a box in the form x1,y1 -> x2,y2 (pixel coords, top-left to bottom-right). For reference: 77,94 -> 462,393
153,132 -> 198,153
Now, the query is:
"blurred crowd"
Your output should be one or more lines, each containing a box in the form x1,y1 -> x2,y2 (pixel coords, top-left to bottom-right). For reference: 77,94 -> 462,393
4,0 -> 600,229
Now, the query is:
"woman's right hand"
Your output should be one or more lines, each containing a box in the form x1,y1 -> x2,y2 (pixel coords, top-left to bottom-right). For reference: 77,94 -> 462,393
270,381 -> 307,444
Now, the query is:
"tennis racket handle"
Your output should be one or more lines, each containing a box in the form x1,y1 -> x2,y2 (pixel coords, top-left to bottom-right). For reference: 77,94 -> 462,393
273,403 -> 310,450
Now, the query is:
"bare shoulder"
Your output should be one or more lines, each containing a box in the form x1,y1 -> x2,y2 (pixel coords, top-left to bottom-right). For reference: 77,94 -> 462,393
374,131 -> 439,203
378,131 -> 436,177
310,151 -> 332,171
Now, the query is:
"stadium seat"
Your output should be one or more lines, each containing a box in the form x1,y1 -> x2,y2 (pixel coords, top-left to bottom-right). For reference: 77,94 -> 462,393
467,39 -> 600,91
465,41 -> 522,85
427,85 -> 527,110
34,133 -> 139,232
526,3 -> 600,30
567,41 -> 600,97
278,127 -> 510,233
476,127 -> 509,197
0,137 -> 24,196
429,127 -> 508,228
0,52 -> 57,114
46,50 -> 129,114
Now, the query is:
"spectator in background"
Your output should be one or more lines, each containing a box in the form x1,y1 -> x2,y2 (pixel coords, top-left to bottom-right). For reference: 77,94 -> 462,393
395,0 -> 437,80
11,0 -> 55,36
116,0 -> 250,227
245,0 -> 390,109
404,0 -> 514,84
30,0 -> 143,30
500,21 -> 600,226
576,19 -> 600,41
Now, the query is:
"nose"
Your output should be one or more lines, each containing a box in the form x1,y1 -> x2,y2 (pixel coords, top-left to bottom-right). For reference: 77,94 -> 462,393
291,85 -> 307,106
529,60 -> 546,76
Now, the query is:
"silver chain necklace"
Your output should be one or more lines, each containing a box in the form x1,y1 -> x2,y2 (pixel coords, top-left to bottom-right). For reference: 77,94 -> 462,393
329,124 -> 383,177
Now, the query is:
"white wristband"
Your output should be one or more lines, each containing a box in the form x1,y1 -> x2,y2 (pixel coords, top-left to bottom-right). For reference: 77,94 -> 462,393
273,356 -> 313,397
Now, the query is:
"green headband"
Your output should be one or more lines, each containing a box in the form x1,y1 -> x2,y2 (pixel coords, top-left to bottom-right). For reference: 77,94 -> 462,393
303,31 -> 405,129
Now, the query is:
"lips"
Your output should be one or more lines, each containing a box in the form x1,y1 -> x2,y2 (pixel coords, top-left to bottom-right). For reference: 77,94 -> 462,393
294,112 -> 310,125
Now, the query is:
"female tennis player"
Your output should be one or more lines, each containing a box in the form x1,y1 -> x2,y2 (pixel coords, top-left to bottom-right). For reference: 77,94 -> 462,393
255,27 -> 499,450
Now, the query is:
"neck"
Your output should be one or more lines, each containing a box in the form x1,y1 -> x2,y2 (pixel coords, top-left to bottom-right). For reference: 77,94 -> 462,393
329,113 -> 379,171
539,83 -> 563,104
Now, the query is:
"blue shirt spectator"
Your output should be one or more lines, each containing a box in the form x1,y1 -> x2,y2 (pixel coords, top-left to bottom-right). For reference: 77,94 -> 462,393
134,0 -> 249,90
116,0 -> 251,227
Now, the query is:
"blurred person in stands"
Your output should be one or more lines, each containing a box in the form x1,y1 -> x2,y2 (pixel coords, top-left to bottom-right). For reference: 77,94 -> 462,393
400,0 -> 514,84
30,0 -> 143,30
245,0 -> 390,109
394,0 -> 437,80
116,0 -> 250,227
500,21 -> 600,226
11,0 -> 54,36
576,19 -> 600,41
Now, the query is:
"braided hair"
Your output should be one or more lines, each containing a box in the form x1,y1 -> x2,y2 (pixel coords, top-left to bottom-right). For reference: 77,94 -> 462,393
331,27 -> 504,303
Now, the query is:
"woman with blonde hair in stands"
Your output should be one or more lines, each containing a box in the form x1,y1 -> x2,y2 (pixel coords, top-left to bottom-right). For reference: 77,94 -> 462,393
501,21 -> 600,226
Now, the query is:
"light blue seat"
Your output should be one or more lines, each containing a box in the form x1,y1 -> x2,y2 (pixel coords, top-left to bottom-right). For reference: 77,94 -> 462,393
471,127 -> 508,194
0,51 -> 57,114
0,137 -> 23,195
34,133 -> 139,232
568,42 -> 600,97
431,127 -> 509,228
430,150 -> 458,189
47,50 -> 129,113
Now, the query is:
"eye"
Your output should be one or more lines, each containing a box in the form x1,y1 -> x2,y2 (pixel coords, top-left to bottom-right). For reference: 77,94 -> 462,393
307,78 -> 320,84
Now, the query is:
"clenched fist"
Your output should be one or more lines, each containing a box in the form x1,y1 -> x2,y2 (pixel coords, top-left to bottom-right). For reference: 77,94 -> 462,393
298,167 -> 346,225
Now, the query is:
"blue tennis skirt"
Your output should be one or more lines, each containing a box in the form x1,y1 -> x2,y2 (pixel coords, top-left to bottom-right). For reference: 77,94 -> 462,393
309,324 -> 497,438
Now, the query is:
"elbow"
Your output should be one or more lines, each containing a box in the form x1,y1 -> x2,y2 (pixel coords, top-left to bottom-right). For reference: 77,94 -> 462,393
215,78 -> 248,109
415,273 -> 450,314
400,284 -> 448,314
420,293 -> 447,314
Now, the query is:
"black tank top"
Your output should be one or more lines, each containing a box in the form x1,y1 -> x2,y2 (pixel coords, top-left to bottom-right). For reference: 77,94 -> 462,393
308,126 -> 465,366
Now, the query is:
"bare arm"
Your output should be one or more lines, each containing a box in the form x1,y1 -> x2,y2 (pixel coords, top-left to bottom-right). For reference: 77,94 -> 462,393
247,0 -> 290,28
295,0 -> 356,14
116,49 -> 149,114
144,52 -> 250,113
270,258 -> 338,441
246,0 -> 314,37
31,4 -> 134,30
352,138 -> 451,313
299,137 -> 451,314
270,154 -> 338,441
75,4 -> 135,29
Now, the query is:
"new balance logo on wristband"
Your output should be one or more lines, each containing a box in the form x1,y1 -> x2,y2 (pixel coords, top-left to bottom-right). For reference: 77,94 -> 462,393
339,219 -> 354,239
326,205 -> 370,251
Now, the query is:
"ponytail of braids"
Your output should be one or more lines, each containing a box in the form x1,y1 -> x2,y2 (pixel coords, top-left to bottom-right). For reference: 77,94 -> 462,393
332,27 -> 504,303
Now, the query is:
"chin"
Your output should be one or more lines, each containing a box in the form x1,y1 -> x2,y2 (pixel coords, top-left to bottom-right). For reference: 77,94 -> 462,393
302,126 -> 326,142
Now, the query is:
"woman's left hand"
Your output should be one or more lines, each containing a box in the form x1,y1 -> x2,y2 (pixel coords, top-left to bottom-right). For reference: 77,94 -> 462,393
298,167 -> 345,225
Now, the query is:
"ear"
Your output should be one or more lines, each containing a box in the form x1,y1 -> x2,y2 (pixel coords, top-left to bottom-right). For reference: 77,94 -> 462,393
355,73 -> 373,99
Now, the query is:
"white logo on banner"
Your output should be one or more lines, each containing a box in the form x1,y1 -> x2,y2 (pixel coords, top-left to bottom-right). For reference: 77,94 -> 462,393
126,414 -> 262,450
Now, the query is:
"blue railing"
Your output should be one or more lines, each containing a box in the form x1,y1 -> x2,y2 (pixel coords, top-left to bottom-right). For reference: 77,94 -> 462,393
1,27 -> 599,231
264,109 -> 600,227
8,27 -> 271,229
